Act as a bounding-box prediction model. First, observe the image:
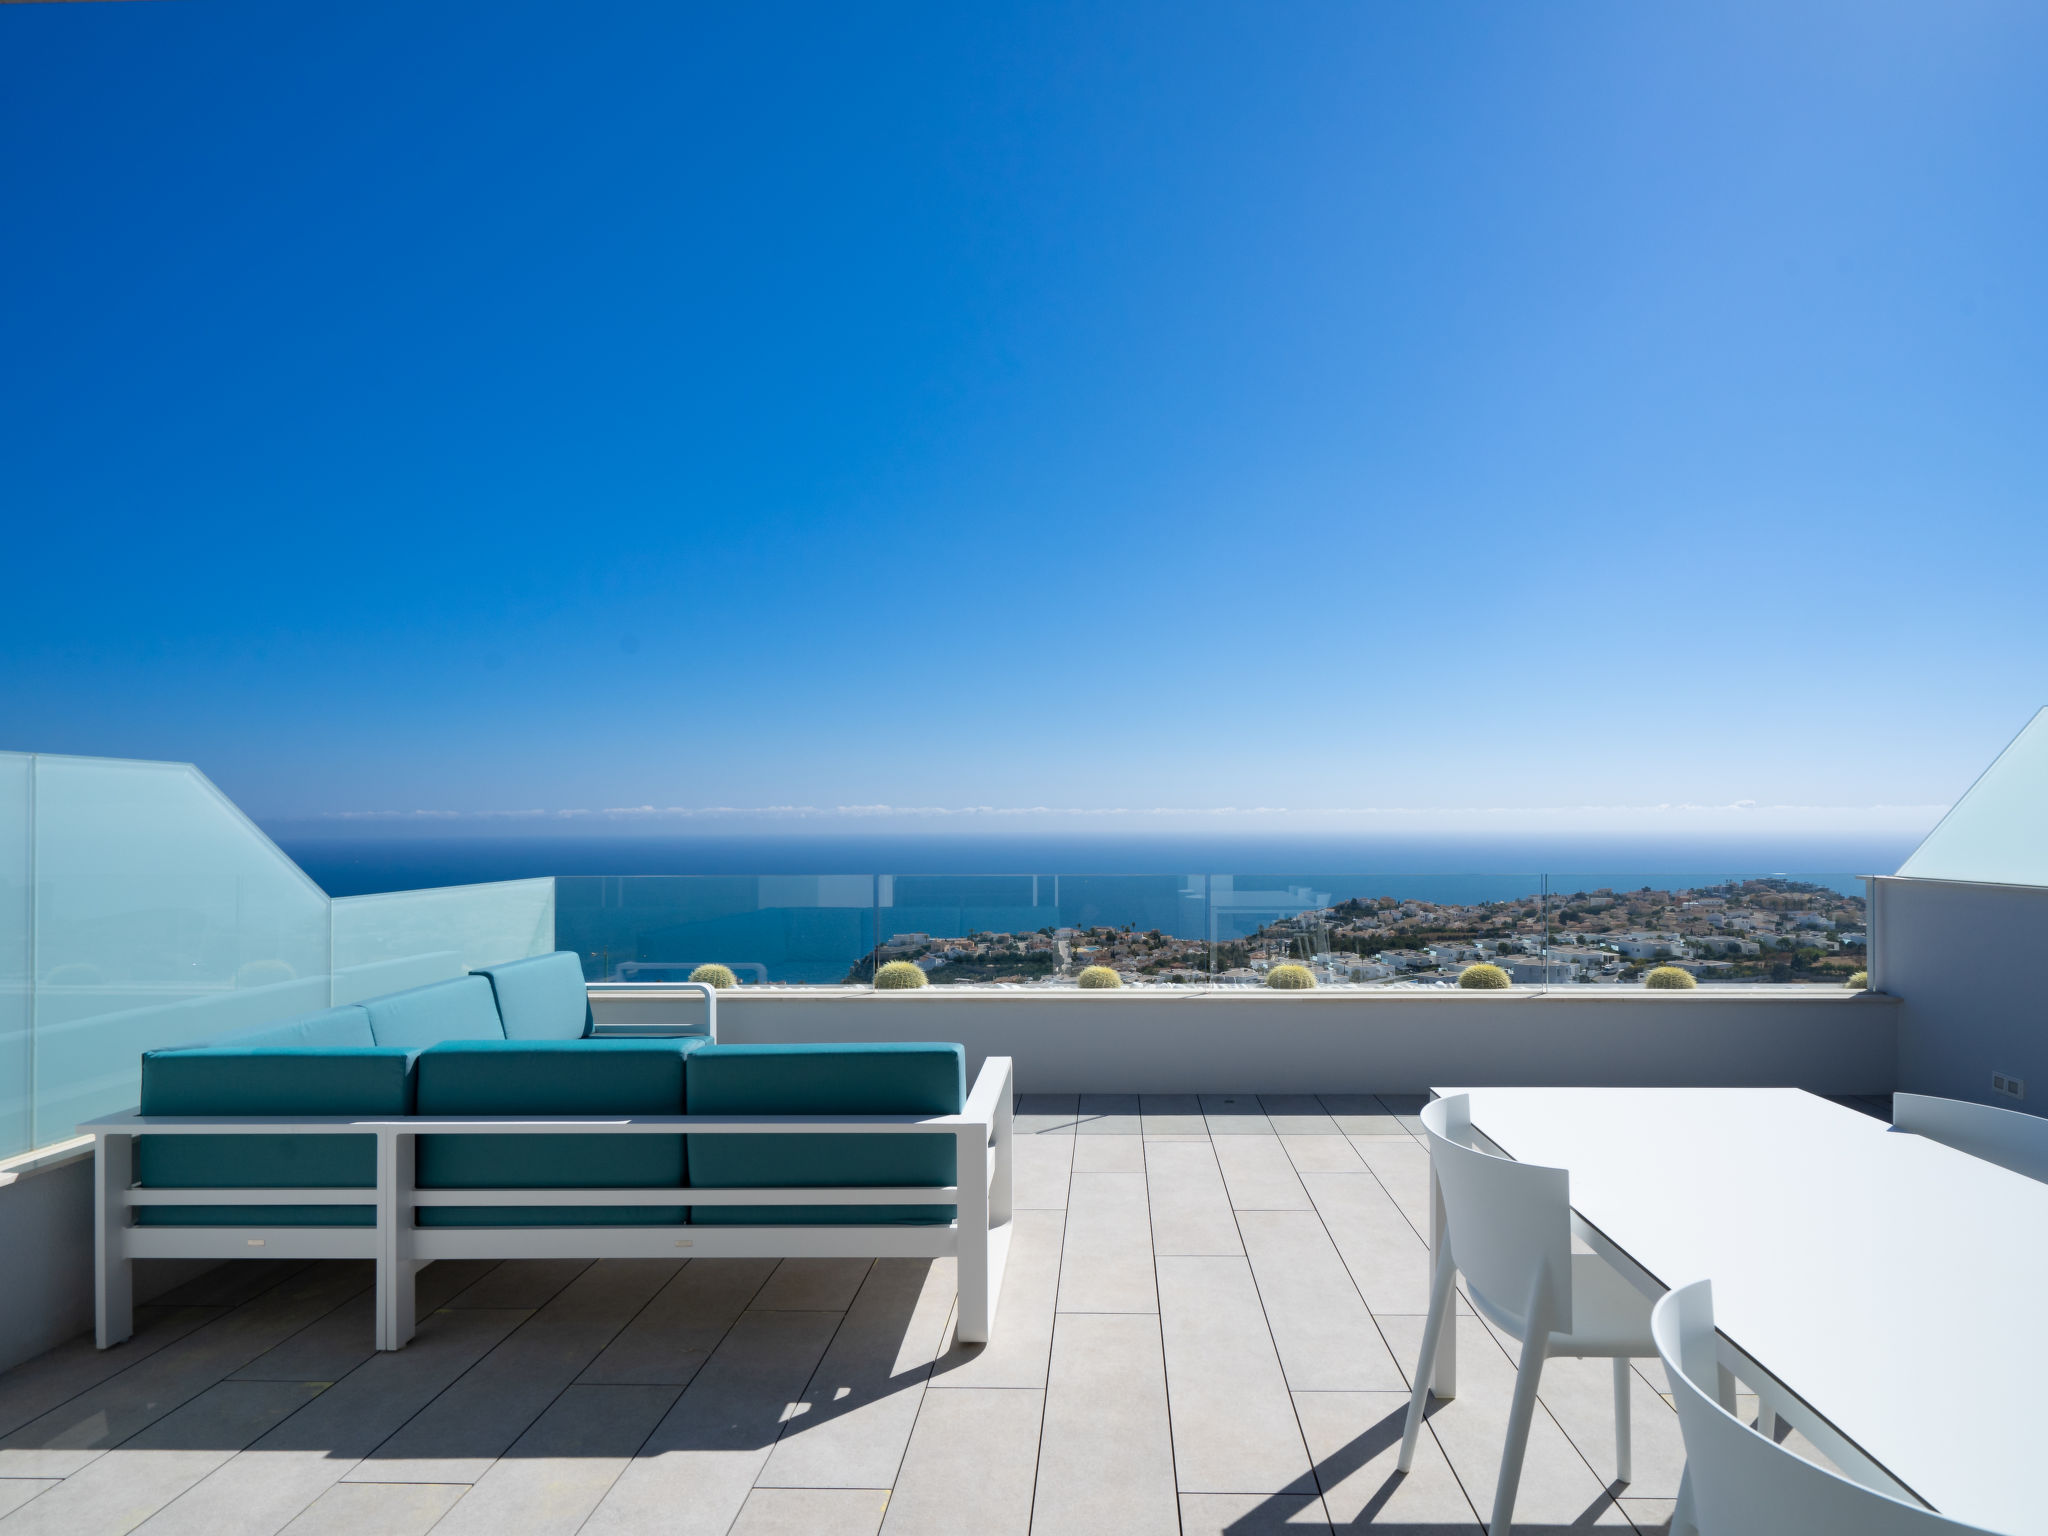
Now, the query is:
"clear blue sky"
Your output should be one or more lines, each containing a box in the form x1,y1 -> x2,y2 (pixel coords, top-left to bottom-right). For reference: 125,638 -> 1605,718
4,1 -> 2044,836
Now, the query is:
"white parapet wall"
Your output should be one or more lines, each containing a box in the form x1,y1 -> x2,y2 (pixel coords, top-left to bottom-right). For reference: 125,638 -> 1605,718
594,986 -> 1901,1097
0,1142 -> 218,1374
1873,875 -> 2048,1109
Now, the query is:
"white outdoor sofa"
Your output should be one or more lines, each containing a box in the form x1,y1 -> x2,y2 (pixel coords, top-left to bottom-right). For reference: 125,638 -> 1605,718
87,1052 -> 1014,1353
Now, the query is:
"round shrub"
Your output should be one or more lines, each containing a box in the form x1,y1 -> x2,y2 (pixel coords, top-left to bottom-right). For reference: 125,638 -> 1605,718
874,959 -> 929,989
1844,970 -> 1869,990
1076,965 -> 1123,989
689,963 -> 738,989
1265,963 -> 1315,989
1458,963 -> 1512,990
1644,965 -> 1697,990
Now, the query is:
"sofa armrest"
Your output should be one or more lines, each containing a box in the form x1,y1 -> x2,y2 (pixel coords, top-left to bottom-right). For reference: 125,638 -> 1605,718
586,981 -> 718,1041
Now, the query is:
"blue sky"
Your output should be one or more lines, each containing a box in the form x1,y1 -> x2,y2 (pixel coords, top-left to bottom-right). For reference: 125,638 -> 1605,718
4,1 -> 2044,837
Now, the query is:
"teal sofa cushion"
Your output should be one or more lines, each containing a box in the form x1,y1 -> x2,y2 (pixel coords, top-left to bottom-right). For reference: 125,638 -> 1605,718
135,1044 -> 419,1227
472,951 -> 593,1040
414,1038 -> 701,1226
363,975 -> 506,1049
684,1043 -> 964,1226
211,1004 -> 376,1050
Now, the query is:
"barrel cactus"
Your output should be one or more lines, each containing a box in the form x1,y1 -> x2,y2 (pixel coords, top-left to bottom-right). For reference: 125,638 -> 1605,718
1076,965 -> 1122,989
1844,970 -> 1869,990
1458,963 -> 1511,990
1644,965 -> 1697,990
1265,963 -> 1315,989
874,959 -> 929,989
689,963 -> 737,989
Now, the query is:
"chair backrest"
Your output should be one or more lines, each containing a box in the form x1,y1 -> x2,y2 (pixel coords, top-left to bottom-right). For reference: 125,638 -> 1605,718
1894,1092 -> 2048,1184
1652,1280 -> 1993,1535
1420,1094 -> 1573,1336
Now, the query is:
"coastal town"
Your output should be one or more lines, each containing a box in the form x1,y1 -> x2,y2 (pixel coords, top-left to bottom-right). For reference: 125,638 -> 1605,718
847,877 -> 1868,986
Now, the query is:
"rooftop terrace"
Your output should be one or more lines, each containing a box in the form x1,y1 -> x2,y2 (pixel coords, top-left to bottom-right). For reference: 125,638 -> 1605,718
0,1092 -> 1876,1536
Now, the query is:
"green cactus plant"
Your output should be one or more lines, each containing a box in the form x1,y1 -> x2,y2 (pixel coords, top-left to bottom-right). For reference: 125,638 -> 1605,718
1265,963 -> 1315,989
1076,965 -> 1122,989
1644,965 -> 1697,990
689,963 -> 738,989
874,959 -> 929,989
1844,970 -> 1869,990
1458,963 -> 1511,990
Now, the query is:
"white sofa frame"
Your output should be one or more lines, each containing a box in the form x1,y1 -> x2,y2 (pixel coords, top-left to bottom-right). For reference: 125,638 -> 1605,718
86,1055 -> 1013,1352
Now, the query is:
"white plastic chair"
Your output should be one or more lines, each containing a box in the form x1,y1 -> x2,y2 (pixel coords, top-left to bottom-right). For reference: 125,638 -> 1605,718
1653,1279 -> 1999,1534
1398,1093 -> 1656,1536
1894,1092 -> 2048,1184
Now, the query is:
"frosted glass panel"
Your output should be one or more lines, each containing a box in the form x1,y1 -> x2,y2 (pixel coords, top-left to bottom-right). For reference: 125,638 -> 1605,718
30,756 -> 331,1146
0,755 -> 29,1157
331,879 -> 553,1005
1897,708 -> 2048,887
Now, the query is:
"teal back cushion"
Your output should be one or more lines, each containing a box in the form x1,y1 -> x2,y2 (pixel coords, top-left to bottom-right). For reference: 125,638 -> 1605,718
363,975 -> 506,1049
135,1044 -> 419,1227
472,951 -> 592,1041
415,1038 -> 700,1226
211,1005 -> 376,1050
684,1043 -> 964,1226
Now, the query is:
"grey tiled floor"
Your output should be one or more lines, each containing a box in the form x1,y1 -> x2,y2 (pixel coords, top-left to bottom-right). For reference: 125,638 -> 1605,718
0,1095 -> 1818,1535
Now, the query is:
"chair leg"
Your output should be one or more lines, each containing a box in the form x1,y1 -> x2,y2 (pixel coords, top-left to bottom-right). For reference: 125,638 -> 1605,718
1612,1357 -> 1632,1485
1672,1466 -> 1699,1536
1490,1329 -> 1549,1536
1398,1244 -> 1457,1473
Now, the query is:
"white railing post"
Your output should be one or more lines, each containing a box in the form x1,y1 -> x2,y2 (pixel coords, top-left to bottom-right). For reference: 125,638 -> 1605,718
96,1132 -> 134,1348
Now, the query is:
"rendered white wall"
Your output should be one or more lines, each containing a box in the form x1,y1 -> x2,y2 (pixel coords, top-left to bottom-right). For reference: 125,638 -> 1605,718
1875,876 -> 2048,1110
0,1150 -> 215,1374
595,987 -> 1900,1096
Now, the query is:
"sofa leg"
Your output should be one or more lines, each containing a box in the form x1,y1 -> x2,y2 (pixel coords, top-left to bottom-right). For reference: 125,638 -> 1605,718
96,1134 -> 134,1349
956,1120 -> 993,1345
375,1132 -> 416,1350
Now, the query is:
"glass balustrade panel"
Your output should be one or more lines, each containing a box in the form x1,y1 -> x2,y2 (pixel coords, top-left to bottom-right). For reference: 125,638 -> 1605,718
330,878 -> 555,1003
0,754 -> 30,1157
29,755 -> 332,1145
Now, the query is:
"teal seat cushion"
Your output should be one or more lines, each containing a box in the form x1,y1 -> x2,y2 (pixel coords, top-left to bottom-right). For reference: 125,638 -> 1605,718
684,1043 -> 964,1226
415,1038 -> 699,1226
212,1004 -> 376,1050
135,1044 -> 419,1227
363,975 -> 506,1049
472,951 -> 593,1040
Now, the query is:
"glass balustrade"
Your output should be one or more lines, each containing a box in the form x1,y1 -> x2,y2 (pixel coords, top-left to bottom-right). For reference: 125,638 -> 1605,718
331,878 -> 554,1003
0,754 -> 564,1159
555,869 -> 1867,989
0,748 -> 1879,1164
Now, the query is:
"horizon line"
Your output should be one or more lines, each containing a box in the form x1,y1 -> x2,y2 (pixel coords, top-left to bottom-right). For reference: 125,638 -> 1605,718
268,800 -> 1948,826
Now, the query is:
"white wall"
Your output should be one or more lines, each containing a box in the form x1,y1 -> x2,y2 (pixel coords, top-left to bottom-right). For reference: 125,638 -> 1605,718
597,986 -> 1900,1096
1875,875 -> 2048,1109
0,1148 -> 215,1374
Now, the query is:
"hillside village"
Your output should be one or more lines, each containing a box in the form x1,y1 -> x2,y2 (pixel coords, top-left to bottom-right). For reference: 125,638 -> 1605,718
847,878 -> 1867,986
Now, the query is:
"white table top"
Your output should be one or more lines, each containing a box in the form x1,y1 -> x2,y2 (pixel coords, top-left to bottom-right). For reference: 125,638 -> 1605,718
1442,1087 -> 2048,1536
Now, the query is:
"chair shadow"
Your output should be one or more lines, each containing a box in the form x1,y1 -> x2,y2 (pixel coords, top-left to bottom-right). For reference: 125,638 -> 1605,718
1219,1398 -> 1630,1534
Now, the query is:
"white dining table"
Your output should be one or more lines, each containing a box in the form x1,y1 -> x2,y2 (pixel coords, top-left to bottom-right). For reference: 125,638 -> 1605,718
1434,1086 -> 2048,1536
